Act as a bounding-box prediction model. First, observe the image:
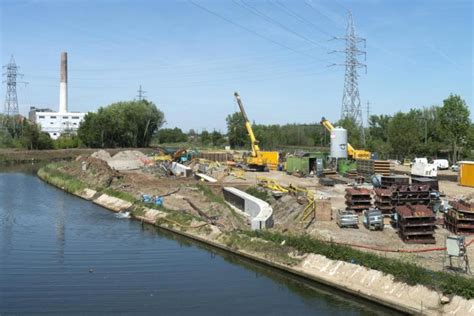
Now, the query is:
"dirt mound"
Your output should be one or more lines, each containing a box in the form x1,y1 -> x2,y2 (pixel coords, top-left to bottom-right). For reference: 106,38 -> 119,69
91,150 -> 112,161
271,194 -> 306,233
112,150 -> 147,161
84,157 -> 120,188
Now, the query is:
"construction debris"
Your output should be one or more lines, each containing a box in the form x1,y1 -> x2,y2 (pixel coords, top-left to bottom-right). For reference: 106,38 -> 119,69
445,200 -> 474,235
345,187 -> 372,212
396,204 -> 436,244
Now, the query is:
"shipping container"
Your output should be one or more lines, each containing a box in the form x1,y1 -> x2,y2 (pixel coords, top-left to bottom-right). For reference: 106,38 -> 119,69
285,152 -> 328,176
458,161 -> 474,188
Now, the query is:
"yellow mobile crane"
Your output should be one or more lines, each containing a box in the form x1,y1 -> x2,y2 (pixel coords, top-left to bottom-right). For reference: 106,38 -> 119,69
320,117 -> 371,160
234,92 -> 278,171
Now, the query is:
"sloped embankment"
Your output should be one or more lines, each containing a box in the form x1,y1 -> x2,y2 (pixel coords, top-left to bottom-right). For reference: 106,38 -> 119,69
37,163 -> 474,315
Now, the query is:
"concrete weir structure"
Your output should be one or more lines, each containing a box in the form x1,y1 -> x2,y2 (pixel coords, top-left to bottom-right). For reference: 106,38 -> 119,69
223,187 -> 273,230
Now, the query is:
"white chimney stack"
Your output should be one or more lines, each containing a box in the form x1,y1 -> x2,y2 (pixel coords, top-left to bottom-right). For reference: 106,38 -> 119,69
59,52 -> 68,113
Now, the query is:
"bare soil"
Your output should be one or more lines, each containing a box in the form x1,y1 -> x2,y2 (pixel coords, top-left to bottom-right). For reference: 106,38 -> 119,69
58,150 -> 474,274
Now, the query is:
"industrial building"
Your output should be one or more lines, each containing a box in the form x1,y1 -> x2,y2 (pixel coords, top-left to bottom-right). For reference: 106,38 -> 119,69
29,52 -> 86,139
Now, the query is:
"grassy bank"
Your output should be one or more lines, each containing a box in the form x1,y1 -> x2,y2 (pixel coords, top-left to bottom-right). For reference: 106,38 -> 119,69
37,162 -> 474,301
38,163 -> 87,194
242,230 -> 474,300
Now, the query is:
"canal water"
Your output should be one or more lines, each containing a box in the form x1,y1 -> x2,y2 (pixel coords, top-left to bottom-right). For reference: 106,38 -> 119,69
0,169 -> 401,315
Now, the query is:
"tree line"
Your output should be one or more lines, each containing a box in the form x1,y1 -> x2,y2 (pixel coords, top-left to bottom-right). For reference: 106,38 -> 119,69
0,94 -> 471,162
224,94 -> 472,161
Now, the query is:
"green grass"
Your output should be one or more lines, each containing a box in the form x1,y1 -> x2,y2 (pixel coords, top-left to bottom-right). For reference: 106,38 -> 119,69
100,188 -> 136,203
245,186 -> 271,202
131,206 -> 146,217
196,184 -> 226,204
241,230 -> 474,300
223,232 -> 300,266
38,165 -> 87,194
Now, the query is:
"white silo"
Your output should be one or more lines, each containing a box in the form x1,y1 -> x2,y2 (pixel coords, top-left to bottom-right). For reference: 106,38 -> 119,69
330,127 -> 348,159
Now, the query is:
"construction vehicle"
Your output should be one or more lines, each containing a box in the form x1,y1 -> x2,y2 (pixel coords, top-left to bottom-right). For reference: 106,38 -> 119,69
320,117 -> 371,160
234,92 -> 278,171
411,158 -> 437,178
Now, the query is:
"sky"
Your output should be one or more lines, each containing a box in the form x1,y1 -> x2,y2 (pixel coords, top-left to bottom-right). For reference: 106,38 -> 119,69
1,0 -> 472,132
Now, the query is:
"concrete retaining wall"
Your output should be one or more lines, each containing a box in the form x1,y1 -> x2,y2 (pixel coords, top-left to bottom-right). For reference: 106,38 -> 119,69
195,173 -> 217,182
93,194 -> 133,212
223,187 -> 273,230
170,162 -> 192,177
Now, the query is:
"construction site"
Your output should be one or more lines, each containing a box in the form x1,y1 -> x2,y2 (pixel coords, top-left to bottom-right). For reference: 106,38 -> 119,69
55,87 -> 473,275
2,1 -> 473,313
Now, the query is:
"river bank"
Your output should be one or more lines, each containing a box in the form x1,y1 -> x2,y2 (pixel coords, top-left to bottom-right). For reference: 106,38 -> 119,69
4,171 -> 390,315
37,162 -> 474,315
0,148 -> 155,164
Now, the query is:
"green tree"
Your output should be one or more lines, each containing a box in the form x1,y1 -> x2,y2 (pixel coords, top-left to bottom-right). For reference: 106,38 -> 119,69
387,110 -> 423,158
19,120 -> 54,150
78,100 -> 165,148
211,130 -> 226,147
54,133 -> 81,149
226,112 -> 248,148
156,127 -> 187,144
438,94 -> 470,162
200,130 -> 211,145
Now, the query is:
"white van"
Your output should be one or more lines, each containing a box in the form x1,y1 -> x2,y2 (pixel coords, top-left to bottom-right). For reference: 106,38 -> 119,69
433,159 -> 449,170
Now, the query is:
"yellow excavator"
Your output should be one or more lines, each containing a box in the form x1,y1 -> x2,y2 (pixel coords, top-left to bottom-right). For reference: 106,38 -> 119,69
234,92 -> 278,171
320,117 -> 371,160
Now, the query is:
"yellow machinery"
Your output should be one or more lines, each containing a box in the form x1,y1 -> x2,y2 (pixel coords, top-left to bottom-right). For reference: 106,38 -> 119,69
320,117 -> 371,160
234,92 -> 279,171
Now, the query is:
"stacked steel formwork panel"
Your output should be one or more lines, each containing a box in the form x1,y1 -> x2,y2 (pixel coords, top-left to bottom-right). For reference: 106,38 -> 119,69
380,175 -> 409,188
345,188 -> 372,212
445,201 -> 474,235
396,204 -> 436,244
374,188 -> 394,215
356,159 -> 391,180
391,184 -> 431,206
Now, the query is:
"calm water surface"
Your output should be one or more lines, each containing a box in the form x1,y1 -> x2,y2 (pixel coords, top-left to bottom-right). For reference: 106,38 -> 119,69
0,168 -> 402,315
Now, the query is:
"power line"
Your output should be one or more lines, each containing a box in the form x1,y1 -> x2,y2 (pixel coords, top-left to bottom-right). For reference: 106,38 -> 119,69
234,0 -> 329,51
187,0 -> 322,62
273,1 -> 334,37
304,0 -> 345,30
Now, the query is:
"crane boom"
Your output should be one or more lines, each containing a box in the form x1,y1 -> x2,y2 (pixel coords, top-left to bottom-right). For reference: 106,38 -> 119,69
234,92 -> 260,157
320,117 -> 371,160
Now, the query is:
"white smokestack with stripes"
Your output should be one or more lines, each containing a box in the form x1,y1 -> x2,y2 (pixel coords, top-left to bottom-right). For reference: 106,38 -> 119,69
59,52 -> 68,113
